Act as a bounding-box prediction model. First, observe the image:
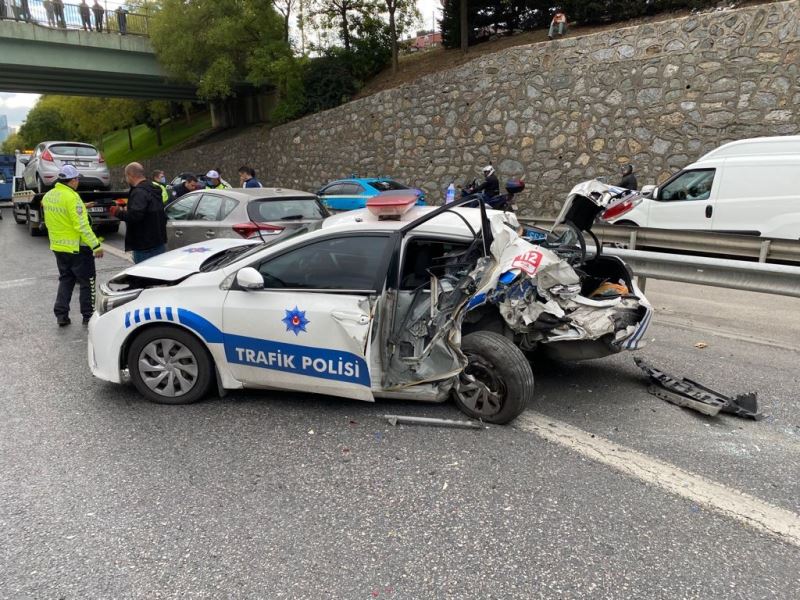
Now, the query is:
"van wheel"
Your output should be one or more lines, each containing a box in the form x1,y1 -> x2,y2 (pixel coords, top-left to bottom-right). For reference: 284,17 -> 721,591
128,326 -> 213,405
453,331 -> 533,424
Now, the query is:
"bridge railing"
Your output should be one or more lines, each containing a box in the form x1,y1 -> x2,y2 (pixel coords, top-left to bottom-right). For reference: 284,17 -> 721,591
1,1 -> 150,36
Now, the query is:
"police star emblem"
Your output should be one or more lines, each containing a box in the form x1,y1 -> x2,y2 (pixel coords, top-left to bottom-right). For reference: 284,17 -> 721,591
282,306 -> 310,335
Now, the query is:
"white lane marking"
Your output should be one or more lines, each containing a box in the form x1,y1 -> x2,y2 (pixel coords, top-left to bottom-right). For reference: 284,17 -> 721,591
0,277 -> 37,290
101,243 -> 133,263
654,316 -> 800,353
516,411 -> 800,547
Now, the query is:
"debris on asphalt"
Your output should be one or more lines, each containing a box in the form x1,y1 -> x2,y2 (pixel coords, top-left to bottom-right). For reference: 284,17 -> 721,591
384,414 -> 484,429
694,342 -> 709,349
635,357 -> 763,420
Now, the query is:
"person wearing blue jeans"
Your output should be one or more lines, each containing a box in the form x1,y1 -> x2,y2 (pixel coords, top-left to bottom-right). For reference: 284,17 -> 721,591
132,245 -> 167,264
111,162 -> 168,265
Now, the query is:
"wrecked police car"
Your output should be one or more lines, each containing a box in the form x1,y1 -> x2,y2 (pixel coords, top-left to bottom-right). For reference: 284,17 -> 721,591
88,191 -> 650,424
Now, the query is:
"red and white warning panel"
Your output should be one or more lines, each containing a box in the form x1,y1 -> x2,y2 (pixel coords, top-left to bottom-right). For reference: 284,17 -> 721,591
366,191 -> 419,219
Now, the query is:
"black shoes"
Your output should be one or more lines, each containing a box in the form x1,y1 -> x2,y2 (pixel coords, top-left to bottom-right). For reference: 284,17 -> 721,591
57,316 -> 71,327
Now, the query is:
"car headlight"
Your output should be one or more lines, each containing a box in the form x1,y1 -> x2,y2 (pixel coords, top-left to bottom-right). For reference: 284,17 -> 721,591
97,284 -> 142,315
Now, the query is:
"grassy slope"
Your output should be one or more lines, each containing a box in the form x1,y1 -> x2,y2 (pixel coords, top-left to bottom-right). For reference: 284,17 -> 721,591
101,112 -> 212,167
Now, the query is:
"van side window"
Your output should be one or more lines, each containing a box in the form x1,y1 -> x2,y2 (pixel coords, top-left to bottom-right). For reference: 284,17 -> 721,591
659,169 -> 716,201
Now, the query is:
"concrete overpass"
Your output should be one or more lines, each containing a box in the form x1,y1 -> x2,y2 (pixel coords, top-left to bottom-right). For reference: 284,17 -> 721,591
0,20 -> 196,100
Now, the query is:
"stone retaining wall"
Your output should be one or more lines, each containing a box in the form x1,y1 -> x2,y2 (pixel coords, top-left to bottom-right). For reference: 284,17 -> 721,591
119,0 -> 799,216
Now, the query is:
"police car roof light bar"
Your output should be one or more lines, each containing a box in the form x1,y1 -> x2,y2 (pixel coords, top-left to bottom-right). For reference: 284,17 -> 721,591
367,190 -> 419,220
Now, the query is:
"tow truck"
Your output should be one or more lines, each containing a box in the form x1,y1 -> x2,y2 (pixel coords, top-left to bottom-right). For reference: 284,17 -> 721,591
10,152 -> 127,236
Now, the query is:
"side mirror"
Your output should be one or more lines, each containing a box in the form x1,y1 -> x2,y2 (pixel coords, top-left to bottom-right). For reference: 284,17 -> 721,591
236,267 -> 264,290
641,185 -> 656,200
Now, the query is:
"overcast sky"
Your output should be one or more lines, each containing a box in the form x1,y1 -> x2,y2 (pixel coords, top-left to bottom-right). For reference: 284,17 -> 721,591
0,0 -> 444,130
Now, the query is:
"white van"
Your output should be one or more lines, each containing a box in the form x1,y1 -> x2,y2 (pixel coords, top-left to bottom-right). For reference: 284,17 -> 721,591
608,136 -> 800,239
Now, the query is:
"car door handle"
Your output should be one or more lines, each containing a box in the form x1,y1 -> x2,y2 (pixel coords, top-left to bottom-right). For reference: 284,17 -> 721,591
331,311 -> 370,325
205,230 -> 216,238
174,230 -> 183,237
705,205 -> 713,218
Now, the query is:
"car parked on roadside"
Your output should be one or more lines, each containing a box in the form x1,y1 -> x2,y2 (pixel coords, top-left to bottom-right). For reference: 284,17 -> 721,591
164,188 -> 330,249
22,141 -> 110,192
316,177 -> 426,211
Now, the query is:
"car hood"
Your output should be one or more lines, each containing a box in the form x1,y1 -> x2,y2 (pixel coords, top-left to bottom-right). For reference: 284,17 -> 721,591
116,239 -> 256,282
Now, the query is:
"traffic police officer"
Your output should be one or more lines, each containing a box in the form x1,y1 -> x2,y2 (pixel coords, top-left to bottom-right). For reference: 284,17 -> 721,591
42,164 -> 104,326
205,169 -> 231,190
151,169 -> 170,203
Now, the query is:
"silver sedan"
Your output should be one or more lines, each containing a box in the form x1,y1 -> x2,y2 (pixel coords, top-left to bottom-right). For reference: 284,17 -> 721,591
164,188 -> 330,249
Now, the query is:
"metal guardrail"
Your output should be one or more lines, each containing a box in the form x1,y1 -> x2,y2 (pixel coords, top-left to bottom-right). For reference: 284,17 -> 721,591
602,247 -> 800,299
521,219 -> 800,265
0,0 -> 150,36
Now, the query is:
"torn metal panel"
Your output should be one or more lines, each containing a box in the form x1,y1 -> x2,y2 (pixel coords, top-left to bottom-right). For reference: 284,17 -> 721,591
636,357 -> 763,420
384,414 -> 484,429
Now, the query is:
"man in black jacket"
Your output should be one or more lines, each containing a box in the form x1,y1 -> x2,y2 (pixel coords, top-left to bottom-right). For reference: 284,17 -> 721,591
617,164 -> 638,190
474,165 -> 500,198
112,162 -> 168,264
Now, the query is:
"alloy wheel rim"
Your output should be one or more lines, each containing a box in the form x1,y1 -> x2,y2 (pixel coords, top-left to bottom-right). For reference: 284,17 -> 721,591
456,353 -> 506,417
138,339 -> 199,397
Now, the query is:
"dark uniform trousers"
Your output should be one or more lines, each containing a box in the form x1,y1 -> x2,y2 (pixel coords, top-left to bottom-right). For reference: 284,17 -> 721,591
54,247 -> 96,320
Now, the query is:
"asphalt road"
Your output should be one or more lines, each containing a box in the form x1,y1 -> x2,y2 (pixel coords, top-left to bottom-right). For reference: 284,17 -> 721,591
1,210 -> 799,599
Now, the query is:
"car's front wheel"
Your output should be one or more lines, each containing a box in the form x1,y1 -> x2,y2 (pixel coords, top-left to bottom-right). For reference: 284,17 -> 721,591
453,331 -> 533,424
128,326 -> 213,405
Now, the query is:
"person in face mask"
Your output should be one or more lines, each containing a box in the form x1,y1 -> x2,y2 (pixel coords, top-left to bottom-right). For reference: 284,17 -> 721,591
151,169 -> 171,204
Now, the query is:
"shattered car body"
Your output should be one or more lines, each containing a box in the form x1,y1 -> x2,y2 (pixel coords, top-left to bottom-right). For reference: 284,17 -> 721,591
328,192 -> 653,364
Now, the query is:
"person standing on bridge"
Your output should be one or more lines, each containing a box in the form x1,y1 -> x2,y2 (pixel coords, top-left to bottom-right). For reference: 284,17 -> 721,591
43,0 -> 55,27
79,1 -> 92,31
52,0 -> 66,28
92,0 -> 104,32
110,162 -> 168,264
42,165 -> 104,326
116,5 -> 127,35
15,0 -> 31,22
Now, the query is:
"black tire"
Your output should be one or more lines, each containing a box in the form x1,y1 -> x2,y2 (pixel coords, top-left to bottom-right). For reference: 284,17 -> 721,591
453,331 -> 533,424
614,220 -> 639,227
128,326 -> 214,405
13,208 -> 26,224
36,175 -> 45,194
27,208 -> 44,236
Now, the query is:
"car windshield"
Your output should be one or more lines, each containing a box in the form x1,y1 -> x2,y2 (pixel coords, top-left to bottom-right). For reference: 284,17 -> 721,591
370,180 -> 408,192
49,144 -> 97,157
247,198 -> 328,222
202,224 -> 323,271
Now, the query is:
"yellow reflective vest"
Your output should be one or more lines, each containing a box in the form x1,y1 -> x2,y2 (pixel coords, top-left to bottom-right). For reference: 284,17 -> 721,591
153,181 -> 169,203
42,182 -> 101,253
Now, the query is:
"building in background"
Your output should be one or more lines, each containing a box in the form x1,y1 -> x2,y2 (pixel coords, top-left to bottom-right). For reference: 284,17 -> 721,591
405,30 -> 442,52
0,115 -> 10,144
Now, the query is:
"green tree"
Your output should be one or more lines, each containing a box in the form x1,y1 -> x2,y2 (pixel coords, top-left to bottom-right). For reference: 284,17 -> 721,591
311,0 -> 367,52
377,0 -> 419,73
149,0 -> 288,101
1,131 -> 23,154
17,98 -> 81,149
273,0 -> 297,44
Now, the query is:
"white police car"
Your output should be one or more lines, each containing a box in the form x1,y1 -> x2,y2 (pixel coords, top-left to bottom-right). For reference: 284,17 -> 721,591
89,191 -> 651,424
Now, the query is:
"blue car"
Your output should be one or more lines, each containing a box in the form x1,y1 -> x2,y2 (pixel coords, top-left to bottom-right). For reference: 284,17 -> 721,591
317,178 -> 426,211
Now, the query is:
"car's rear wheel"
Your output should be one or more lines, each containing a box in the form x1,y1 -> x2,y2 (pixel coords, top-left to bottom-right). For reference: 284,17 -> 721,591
36,175 -> 45,194
128,326 -> 213,405
453,331 -> 533,424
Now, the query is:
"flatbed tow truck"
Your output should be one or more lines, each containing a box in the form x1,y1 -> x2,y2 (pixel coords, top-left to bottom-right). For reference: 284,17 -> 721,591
11,183 -> 129,237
